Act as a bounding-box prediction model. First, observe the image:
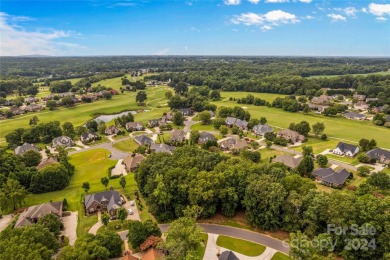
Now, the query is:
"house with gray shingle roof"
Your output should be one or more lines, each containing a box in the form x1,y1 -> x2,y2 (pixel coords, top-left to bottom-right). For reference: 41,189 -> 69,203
313,168 -> 350,187
52,136 -> 74,148
198,131 -> 216,144
272,154 -> 303,169
252,124 -> 273,136
342,112 -> 367,120
14,201 -> 63,228
219,137 -> 248,151
219,251 -> 239,260
179,108 -> 193,116
14,142 -> 40,155
134,135 -> 153,146
150,143 -> 175,154
105,125 -> 121,135
366,148 -> 390,164
126,122 -> 144,132
84,189 -> 122,218
332,142 -> 360,157
225,117 -> 248,130
277,129 -> 305,144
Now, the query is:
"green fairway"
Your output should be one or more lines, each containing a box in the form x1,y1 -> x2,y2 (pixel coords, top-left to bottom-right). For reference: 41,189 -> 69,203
216,235 -> 266,257
307,71 -> 390,79
220,91 -> 287,103
0,85 -> 170,143
271,252 -> 292,260
212,98 -> 390,149
290,137 -> 339,154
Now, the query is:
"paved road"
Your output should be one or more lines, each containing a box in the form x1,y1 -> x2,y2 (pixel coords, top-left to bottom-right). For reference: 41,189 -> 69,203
118,223 -> 289,255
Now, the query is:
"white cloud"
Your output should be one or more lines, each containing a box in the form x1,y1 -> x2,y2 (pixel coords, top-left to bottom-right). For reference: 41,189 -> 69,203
248,0 -> 260,4
327,13 -> 346,21
368,3 -> 390,17
111,2 -> 137,7
265,0 -> 289,3
344,7 -> 358,16
224,0 -> 241,5
0,12 -> 81,56
305,15 -> 315,20
361,7 -> 368,13
376,16 -> 388,21
298,0 -> 312,3
231,10 -> 299,31
153,48 -> 169,55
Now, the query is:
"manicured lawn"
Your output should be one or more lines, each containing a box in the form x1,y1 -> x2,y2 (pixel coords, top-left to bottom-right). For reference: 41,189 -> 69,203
195,233 -> 209,259
216,235 -> 266,257
211,97 -> 390,149
220,92 -> 287,103
326,154 -> 359,166
0,85 -> 170,143
191,122 -> 215,131
23,148 -> 146,236
260,148 -> 287,164
155,133 -> 171,144
307,70 -> 390,78
113,138 -> 139,152
290,137 -> 339,154
271,252 -> 292,260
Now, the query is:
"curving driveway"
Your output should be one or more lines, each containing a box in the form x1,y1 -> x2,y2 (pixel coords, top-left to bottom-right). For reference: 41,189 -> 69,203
118,223 -> 289,255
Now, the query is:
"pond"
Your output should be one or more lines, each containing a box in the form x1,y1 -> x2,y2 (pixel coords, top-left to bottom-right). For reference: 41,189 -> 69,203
94,111 -> 136,123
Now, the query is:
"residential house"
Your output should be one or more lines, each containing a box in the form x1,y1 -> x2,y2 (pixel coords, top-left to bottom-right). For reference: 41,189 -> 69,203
14,201 -> 63,228
366,148 -> 390,164
386,115 -> 390,122
24,104 -> 43,112
342,112 -> 367,120
332,142 -> 360,157
142,248 -> 163,260
313,168 -> 351,187
179,108 -> 193,116
10,106 -> 25,115
162,112 -> 174,121
84,189 -> 122,218
366,98 -> 379,102
14,142 -> 40,155
311,95 -> 333,105
219,138 -> 248,151
150,143 -> 175,154
225,117 -> 249,130
252,124 -> 273,136
105,125 -> 121,135
208,110 -> 215,118
126,122 -> 144,132
308,103 -> 329,113
52,136 -> 74,148
198,131 -> 216,144
36,157 -> 58,171
123,154 -> 145,172
169,130 -> 186,143
134,135 -> 153,146
24,97 -> 39,103
219,251 -> 239,260
353,94 -> 366,101
148,118 -> 166,128
272,155 -> 303,169
277,129 -> 305,143
44,92 -> 75,101
81,131 -> 101,143
370,106 -> 383,114
354,101 -> 369,111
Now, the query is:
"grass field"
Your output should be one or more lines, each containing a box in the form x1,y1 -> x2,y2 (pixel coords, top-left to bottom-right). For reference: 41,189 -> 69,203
271,252 -> 292,260
260,148 -> 288,164
113,138 -> 139,152
307,71 -> 390,78
0,85 -> 171,143
212,97 -> 390,149
290,137 -> 339,154
216,235 -> 266,257
23,148 -> 145,236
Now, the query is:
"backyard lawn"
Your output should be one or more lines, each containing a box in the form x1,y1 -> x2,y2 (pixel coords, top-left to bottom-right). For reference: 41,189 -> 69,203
23,148 -> 145,236
216,235 -> 266,257
195,233 -> 209,259
271,252 -> 292,260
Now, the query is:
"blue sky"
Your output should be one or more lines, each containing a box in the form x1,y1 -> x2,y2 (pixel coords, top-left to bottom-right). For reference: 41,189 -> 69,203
1,0 -> 389,56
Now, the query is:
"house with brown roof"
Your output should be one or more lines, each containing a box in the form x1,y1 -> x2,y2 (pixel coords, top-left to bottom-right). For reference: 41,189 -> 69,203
311,95 -> 332,105
225,117 -> 248,130
36,157 -> 58,171
105,125 -> 121,135
10,106 -> 26,115
126,122 -> 144,132
148,118 -> 166,128
123,154 -> 145,172
277,129 -> 305,143
169,130 -> 186,143
142,248 -> 163,260
14,201 -> 63,228
272,155 -> 302,169
353,94 -> 366,101
354,101 -> 369,111
25,104 -> 43,112
219,138 -> 249,151
84,189 -> 122,218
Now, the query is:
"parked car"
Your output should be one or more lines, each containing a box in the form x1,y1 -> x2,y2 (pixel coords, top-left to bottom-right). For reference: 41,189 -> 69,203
128,208 -> 134,215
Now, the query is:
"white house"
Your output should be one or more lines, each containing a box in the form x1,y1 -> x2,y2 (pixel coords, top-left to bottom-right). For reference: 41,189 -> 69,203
332,142 -> 360,157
